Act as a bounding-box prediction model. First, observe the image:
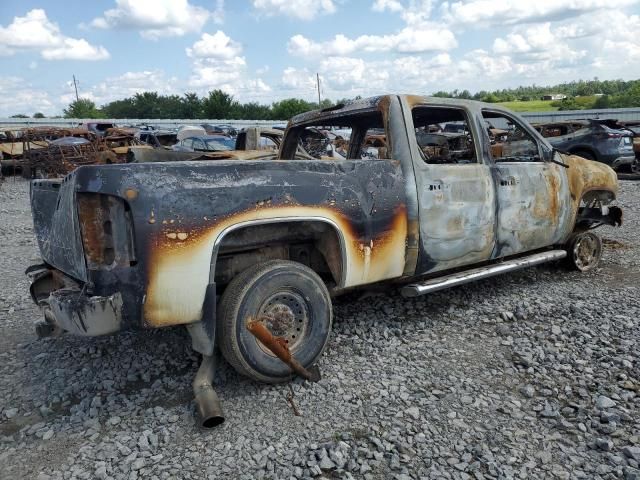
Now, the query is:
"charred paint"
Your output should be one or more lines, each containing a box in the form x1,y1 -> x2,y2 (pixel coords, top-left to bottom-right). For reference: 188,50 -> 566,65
28,94 -> 621,338
144,202 -> 408,327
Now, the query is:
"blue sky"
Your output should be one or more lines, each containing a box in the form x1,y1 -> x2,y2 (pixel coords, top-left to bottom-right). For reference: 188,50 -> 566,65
1,0 -> 639,116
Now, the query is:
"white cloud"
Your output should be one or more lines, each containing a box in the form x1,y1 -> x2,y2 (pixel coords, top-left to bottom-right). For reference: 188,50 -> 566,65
42,38 -> 111,61
585,11 -> 640,72
320,56 -> 390,90
276,52 -> 455,101
493,23 -> 587,64
441,0 -> 638,26
252,0 -> 336,20
58,70 -> 180,107
186,31 -> 242,59
288,23 -> 456,56
185,31 -> 271,101
91,0 -> 222,39
372,0 -> 404,12
188,57 -> 247,88
281,67 -> 317,91
0,9 -> 109,60
0,76 -> 56,116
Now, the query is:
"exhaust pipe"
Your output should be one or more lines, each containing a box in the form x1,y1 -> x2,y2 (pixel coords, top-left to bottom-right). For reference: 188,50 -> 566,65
193,354 -> 225,428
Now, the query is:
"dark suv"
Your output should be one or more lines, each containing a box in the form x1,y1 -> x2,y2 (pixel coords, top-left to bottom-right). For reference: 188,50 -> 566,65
533,120 -> 635,172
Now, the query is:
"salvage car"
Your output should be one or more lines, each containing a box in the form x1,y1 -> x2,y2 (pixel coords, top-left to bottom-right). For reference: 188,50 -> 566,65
532,120 -> 635,172
201,123 -> 238,137
136,130 -> 178,149
27,95 -> 621,428
172,134 -> 236,152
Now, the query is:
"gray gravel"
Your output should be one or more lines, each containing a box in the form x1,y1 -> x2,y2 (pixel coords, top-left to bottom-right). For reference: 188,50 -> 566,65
1,177 -> 639,480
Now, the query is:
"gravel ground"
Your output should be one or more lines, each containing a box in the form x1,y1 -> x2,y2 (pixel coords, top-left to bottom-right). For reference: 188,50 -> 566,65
0,177 -> 639,480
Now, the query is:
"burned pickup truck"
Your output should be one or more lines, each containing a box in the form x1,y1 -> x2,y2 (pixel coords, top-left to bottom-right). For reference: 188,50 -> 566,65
27,95 -> 621,428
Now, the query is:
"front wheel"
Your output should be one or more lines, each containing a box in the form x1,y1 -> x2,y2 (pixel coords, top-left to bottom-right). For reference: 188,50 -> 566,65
565,231 -> 602,272
217,260 -> 332,383
572,150 -> 595,161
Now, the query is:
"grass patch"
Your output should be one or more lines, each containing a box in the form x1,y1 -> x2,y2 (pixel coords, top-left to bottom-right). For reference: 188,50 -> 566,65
496,100 -> 559,112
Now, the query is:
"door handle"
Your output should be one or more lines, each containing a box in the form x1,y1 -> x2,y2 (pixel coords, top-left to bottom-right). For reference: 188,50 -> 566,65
499,176 -> 517,187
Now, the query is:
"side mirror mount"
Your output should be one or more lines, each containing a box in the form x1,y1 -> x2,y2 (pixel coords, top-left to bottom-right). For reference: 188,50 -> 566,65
549,147 -> 570,168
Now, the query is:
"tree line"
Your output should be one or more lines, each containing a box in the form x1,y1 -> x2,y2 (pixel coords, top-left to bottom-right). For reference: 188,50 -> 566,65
60,90 -> 343,120
433,78 -> 640,110
8,78 -> 640,119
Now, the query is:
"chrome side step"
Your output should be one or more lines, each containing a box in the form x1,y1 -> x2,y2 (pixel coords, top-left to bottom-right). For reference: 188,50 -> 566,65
401,250 -> 567,298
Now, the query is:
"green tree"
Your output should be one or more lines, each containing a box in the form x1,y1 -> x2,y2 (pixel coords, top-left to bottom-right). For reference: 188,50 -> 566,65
481,93 -> 501,103
63,99 -> 101,118
202,89 -> 238,119
271,98 -> 315,120
235,102 -> 272,120
130,92 -> 162,118
101,98 -> 136,118
10,113 -> 28,118
180,92 -> 203,119
33,112 -> 45,118
593,95 -> 611,109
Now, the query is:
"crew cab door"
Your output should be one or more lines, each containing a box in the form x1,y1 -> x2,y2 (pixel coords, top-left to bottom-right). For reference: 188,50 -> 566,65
406,103 -> 497,274
481,109 -> 571,257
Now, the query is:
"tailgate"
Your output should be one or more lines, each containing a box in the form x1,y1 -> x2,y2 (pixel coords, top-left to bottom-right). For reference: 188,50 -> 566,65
30,179 -> 87,281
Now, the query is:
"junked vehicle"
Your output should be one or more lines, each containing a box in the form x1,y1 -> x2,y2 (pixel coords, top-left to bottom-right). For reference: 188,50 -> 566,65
136,130 -> 178,149
532,120 -> 635,172
27,95 -> 621,428
81,122 -> 115,137
201,123 -> 238,137
0,128 -> 46,171
176,125 -> 206,141
127,127 -> 313,163
172,134 -> 236,152
601,120 -> 640,173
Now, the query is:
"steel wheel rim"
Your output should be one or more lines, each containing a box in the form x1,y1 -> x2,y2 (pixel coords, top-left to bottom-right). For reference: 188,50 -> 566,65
256,290 -> 310,356
573,233 -> 601,271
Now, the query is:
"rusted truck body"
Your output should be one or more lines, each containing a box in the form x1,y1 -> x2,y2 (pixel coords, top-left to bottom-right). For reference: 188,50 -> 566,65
27,95 -> 621,427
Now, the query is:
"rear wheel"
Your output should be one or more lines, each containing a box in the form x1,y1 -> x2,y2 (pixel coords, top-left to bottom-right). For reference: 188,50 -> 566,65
565,231 -> 602,272
217,260 -> 332,383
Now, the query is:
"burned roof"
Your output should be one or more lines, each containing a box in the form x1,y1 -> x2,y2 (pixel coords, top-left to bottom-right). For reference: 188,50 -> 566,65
290,96 -> 385,126
289,94 -> 515,127
531,120 -> 592,127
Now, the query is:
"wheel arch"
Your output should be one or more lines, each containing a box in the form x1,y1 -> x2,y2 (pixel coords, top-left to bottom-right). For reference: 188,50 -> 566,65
209,217 -> 348,289
568,145 -> 598,161
579,188 -> 616,205
565,188 -> 620,239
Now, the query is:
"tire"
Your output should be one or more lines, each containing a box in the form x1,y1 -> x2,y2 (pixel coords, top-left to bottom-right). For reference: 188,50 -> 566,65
619,158 -> 640,174
565,231 -> 602,272
217,260 -> 332,383
572,150 -> 595,161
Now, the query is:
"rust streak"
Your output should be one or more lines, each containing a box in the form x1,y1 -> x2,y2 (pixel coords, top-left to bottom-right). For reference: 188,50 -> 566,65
246,318 -> 316,381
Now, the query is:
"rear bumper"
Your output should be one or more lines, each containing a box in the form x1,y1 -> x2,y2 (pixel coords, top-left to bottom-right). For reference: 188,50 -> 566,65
610,155 -> 635,169
44,290 -> 123,336
27,265 -> 123,336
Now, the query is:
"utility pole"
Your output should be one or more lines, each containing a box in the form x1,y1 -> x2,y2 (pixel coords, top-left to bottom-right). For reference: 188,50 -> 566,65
72,74 -> 79,102
316,73 -> 321,106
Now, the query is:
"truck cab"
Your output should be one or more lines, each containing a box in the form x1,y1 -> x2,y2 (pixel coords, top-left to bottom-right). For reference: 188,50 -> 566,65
27,95 -> 621,427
